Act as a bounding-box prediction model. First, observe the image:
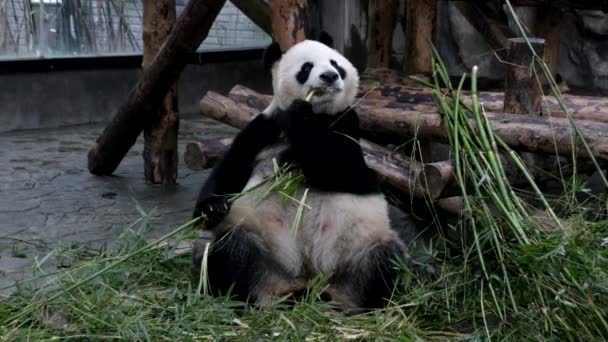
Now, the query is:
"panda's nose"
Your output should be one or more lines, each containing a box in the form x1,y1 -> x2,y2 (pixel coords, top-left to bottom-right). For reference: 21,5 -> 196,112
320,71 -> 339,84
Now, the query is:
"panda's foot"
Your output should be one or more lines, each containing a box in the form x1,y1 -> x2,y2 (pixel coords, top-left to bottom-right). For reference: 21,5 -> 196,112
255,277 -> 307,306
327,238 -> 407,311
320,287 -> 362,313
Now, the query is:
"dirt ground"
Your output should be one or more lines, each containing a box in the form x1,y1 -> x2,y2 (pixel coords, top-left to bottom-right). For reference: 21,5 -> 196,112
0,116 -> 237,295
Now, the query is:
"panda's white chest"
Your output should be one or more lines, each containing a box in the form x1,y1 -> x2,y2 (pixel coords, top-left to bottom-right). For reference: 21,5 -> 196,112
227,144 -> 392,275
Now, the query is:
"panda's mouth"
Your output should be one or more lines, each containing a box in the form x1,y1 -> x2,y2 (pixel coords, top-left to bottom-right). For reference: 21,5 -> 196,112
311,85 -> 342,96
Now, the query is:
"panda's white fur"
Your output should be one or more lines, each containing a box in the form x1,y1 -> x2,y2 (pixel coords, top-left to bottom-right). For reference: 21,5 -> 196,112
194,37 -> 407,310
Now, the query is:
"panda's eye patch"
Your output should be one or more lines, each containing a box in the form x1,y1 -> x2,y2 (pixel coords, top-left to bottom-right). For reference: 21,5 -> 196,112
330,59 -> 347,80
296,62 -> 314,84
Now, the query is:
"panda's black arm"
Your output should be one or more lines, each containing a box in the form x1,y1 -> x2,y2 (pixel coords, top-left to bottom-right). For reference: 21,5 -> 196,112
280,102 -> 379,195
193,114 -> 281,219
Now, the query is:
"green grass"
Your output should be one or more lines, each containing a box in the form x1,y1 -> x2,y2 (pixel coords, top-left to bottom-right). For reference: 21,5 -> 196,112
0,215 -> 447,341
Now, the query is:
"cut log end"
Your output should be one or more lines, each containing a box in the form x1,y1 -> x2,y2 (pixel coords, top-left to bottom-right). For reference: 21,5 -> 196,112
184,138 -> 233,171
418,161 -> 455,199
185,142 -> 209,171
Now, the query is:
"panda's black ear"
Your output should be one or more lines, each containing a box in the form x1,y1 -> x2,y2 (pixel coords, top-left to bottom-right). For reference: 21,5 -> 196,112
318,31 -> 334,48
263,42 -> 282,71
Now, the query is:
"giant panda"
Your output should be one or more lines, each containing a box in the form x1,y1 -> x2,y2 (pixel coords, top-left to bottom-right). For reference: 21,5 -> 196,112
192,33 -> 409,312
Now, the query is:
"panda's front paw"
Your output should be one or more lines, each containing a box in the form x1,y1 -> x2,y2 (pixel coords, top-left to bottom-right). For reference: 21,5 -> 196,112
288,99 -> 314,115
279,100 -> 317,129
193,196 -> 230,228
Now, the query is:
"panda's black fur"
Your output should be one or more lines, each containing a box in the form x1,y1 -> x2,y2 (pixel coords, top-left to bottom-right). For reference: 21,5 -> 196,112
192,33 -> 409,311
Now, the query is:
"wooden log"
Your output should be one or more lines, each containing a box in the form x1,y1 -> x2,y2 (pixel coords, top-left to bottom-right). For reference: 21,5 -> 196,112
227,84 -> 607,175
367,0 -> 399,68
199,91 -> 454,200
225,83 -> 608,161
405,0 -> 437,74
142,0 -> 178,184
225,86 -> 454,199
269,0 -> 308,51
352,100 -> 608,161
436,196 -> 464,215
504,37 -> 545,115
229,0 -> 271,35
184,138 -> 233,171
357,69 -> 608,123
87,0 -> 227,176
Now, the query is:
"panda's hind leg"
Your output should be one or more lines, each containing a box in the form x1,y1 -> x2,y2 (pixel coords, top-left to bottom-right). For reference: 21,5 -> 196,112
324,237 -> 407,312
192,226 -> 304,304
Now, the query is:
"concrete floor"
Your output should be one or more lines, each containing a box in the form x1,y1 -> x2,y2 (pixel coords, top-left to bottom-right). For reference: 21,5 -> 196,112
0,116 -> 237,294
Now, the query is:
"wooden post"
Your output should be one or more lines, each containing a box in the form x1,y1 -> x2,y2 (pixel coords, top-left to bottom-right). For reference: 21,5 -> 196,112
87,0 -> 227,176
503,37 -> 545,115
367,0 -> 399,68
405,0 -> 437,74
405,0 -> 436,163
142,0 -> 178,184
269,0 -> 308,51
534,7 -> 562,81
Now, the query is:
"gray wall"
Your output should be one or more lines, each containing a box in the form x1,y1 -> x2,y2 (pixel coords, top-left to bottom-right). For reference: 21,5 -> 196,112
0,59 -> 272,132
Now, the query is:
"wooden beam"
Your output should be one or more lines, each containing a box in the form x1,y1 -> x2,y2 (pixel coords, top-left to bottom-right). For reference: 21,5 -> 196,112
269,0 -> 308,51
358,68 -> 608,123
221,85 -> 608,163
405,0 -> 437,163
405,0 -> 437,74
229,0 -> 271,35
504,37 -> 545,115
367,0 -> 399,68
87,0 -> 227,176
142,0 -> 178,184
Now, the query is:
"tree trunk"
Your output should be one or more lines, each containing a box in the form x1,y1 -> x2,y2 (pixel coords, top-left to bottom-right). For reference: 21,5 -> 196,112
269,0 -> 308,51
534,7 -> 562,80
87,0 -> 226,176
503,37 -> 546,115
367,0 -> 399,68
142,0 -> 178,184
405,0 -> 437,74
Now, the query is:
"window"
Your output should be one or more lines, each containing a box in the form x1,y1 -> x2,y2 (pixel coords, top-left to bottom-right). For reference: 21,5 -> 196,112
0,0 -> 270,60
